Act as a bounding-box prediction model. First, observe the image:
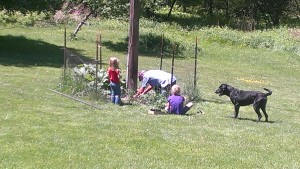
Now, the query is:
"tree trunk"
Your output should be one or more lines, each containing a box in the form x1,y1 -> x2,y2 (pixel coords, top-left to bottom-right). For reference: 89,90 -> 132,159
127,0 -> 140,91
167,0 -> 176,20
181,0 -> 186,13
225,0 -> 229,18
71,11 -> 93,38
292,0 -> 300,19
253,0 -> 258,29
208,0 -> 213,17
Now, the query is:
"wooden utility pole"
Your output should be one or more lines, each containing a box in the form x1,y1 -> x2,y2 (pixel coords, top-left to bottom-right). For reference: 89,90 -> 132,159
127,0 -> 140,91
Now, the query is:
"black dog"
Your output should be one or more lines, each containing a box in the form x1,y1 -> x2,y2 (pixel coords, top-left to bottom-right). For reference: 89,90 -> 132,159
215,84 -> 272,122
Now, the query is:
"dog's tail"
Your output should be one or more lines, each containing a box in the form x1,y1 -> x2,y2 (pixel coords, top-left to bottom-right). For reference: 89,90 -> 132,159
263,88 -> 272,96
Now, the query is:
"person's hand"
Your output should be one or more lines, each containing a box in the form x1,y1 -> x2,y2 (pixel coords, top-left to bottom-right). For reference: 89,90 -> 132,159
142,85 -> 153,95
133,92 -> 141,98
137,88 -> 143,93
133,87 -> 144,98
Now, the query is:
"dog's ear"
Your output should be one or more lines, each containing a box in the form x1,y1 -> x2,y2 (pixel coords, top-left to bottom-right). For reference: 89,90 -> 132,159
221,84 -> 227,89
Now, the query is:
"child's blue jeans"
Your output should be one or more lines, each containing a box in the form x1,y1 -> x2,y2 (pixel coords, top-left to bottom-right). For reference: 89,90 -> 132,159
110,82 -> 121,104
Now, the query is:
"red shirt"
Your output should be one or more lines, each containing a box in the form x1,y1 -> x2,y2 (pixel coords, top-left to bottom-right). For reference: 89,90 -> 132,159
108,67 -> 120,83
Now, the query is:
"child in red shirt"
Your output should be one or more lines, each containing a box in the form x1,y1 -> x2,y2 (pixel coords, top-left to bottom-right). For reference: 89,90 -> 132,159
107,57 -> 121,105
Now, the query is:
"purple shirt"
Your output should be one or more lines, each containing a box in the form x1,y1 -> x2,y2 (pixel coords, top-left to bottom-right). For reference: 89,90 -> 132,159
168,94 -> 185,114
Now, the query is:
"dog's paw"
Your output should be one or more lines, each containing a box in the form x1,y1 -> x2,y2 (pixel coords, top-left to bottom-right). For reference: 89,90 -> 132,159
230,114 -> 238,119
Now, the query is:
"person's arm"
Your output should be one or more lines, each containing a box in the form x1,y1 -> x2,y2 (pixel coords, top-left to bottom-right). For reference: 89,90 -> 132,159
165,97 -> 171,111
133,84 -> 153,97
134,76 -> 151,98
164,102 -> 170,111
117,69 -> 122,80
133,87 -> 145,98
141,85 -> 153,95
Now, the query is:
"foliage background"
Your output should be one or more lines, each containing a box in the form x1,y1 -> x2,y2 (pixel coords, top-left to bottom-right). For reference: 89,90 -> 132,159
0,2 -> 300,168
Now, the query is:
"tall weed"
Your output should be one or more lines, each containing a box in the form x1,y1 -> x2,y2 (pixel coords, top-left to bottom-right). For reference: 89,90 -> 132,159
181,74 -> 202,102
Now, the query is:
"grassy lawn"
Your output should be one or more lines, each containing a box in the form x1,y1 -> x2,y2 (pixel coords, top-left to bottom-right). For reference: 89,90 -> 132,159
0,22 -> 300,168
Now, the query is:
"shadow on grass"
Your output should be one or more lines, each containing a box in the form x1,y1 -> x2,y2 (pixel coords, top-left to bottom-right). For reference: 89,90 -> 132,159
224,116 -> 277,123
102,33 -> 184,58
201,98 -> 230,105
0,35 -> 88,67
238,117 -> 276,123
151,13 -> 211,30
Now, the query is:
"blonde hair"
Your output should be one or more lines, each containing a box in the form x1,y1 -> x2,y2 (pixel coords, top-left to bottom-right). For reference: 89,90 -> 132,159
171,84 -> 181,95
109,57 -> 119,69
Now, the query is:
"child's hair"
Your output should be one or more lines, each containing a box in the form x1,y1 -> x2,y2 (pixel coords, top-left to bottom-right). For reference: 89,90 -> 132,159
171,84 -> 181,95
109,57 -> 119,69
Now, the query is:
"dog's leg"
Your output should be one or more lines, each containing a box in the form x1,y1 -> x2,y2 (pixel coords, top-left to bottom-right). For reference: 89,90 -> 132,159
261,108 -> 268,122
253,104 -> 262,122
260,101 -> 268,122
233,105 -> 240,118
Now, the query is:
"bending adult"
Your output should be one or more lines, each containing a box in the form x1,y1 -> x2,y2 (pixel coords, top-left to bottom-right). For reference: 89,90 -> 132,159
133,70 -> 176,97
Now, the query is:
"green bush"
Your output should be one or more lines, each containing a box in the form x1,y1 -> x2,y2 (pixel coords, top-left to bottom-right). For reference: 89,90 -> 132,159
0,11 -> 49,26
135,91 -> 167,110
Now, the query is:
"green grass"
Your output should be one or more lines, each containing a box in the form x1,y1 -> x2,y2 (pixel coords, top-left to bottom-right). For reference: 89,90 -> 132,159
0,20 -> 300,168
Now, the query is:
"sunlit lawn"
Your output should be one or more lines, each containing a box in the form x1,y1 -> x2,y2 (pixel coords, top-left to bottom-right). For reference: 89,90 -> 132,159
0,23 -> 299,168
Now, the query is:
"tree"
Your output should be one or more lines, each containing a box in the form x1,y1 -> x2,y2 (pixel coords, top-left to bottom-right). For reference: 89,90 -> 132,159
55,0 -> 129,37
257,0 -> 291,26
166,0 -> 177,20
127,0 -> 140,91
0,0 -> 62,13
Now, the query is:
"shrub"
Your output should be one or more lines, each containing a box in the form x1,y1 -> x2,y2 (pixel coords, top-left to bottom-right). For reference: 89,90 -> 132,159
135,91 -> 167,110
0,11 -> 49,26
181,74 -> 202,102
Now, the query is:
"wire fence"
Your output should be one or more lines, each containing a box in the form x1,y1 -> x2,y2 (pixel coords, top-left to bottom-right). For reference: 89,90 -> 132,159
62,28 -> 202,101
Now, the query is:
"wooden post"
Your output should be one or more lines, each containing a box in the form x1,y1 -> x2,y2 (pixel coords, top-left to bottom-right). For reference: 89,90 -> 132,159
194,37 -> 198,89
171,44 -> 175,87
95,35 -> 99,92
96,34 -> 99,61
127,0 -> 140,91
95,60 -> 99,92
99,32 -> 102,69
63,27 -> 67,73
160,33 -> 164,70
